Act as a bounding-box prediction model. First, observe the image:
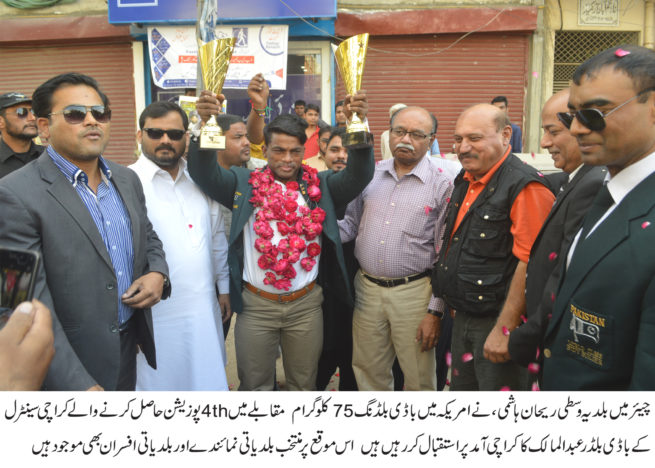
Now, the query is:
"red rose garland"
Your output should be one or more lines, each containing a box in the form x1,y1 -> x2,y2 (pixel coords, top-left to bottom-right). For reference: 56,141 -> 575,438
249,166 -> 326,291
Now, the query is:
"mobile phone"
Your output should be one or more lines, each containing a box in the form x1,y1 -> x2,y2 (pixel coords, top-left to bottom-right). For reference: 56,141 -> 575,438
0,247 -> 40,329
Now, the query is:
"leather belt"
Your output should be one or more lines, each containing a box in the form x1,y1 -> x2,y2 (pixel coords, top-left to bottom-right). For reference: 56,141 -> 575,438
244,281 -> 316,303
362,270 -> 431,288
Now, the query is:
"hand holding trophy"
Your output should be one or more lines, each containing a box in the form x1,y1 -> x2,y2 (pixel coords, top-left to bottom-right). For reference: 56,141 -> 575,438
333,33 -> 374,149
196,0 -> 235,149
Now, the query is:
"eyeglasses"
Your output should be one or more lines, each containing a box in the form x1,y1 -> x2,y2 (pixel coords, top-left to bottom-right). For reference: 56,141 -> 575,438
143,128 -> 186,141
557,87 -> 655,132
390,127 -> 432,141
6,107 -> 34,119
49,105 -> 111,124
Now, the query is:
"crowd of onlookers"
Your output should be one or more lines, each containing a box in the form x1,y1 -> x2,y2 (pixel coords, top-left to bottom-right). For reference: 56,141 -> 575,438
1,44 -> 654,392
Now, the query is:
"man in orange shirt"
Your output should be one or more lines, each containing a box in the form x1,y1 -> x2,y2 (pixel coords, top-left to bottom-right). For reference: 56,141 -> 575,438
433,104 -> 554,390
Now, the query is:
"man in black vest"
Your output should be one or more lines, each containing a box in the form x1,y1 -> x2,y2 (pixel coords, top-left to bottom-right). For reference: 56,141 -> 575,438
433,104 -> 554,390
507,89 -> 606,371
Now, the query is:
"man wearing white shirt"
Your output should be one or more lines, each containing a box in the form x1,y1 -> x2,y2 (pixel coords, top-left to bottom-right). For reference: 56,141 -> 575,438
130,101 -> 229,391
542,45 -> 655,390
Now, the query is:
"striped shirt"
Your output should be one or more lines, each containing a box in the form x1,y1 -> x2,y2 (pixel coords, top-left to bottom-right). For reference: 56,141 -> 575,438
339,155 -> 454,311
48,147 -> 135,325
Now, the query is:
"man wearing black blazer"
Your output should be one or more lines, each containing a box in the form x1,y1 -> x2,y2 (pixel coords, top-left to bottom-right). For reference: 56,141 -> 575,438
542,46 -> 655,390
0,73 -> 170,391
508,89 -> 606,369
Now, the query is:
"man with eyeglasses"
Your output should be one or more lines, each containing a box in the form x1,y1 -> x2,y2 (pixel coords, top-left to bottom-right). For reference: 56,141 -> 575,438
339,106 -> 453,391
433,104 -> 554,391
128,101 -> 229,391
0,73 -> 170,391
0,92 -> 43,179
507,89 -> 606,378
541,46 -> 655,390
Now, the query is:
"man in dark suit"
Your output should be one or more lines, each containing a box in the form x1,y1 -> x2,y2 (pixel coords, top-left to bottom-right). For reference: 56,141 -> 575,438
542,45 -> 655,390
508,89 -> 606,370
188,89 -> 374,390
0,73 -> 170,391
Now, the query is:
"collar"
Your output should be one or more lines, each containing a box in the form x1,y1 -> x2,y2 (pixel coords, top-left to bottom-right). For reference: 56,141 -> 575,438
462,146 -> 511,185
0,138 -> 41,162
607,151 -> 655,206
567,164 -> 583,182
380,152 -> 432,183
47,146 -> 112,187
134,153 -> 187,183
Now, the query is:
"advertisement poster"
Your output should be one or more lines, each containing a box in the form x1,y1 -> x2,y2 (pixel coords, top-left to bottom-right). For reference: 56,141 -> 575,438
148,25 -> 288,90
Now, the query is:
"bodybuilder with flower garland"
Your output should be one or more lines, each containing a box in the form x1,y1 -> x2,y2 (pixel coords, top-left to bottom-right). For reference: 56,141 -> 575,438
188,90 -> 374,390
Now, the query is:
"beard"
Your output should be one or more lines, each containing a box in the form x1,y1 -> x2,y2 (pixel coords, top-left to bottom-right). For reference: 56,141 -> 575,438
6,123 -> 37,141
143,144 -> 183,168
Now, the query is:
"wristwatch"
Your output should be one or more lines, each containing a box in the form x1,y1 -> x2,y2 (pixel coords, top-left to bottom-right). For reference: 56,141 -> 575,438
427,309 -> 444,319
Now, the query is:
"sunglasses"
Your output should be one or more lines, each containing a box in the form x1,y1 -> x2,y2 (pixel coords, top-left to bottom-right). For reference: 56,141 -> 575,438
557,87 -> 655,132
49,105 -> 111,124
7,107 -> 34,119
143,128 -> 186,141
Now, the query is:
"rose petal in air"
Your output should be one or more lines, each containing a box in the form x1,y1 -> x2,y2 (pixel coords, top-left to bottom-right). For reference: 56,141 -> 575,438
550,292 -> 555,303
446,351 -> 452,367
531,382 -> 540,391
535,348 -> 540,359
527,363 -> 540,374
531,152 -> 535,159
453,368 -> 460,377
440,152 -> 445,158
424,205 -> 432,215
548,251 -> 558,261
500,386 -> 511,391
461,352 -> 474,363
615,48 -> 630,57
537,172 -> 544,178
520,314 -> 527,323
502,326 -> 510,336
642,221 -> 651,229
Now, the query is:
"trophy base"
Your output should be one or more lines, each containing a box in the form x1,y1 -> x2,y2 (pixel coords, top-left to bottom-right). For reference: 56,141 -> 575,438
200,125 -> 226,150
342,130 -> 374,149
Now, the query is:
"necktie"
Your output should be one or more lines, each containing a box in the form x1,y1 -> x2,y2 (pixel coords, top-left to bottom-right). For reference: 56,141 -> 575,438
579,183 -> 613,241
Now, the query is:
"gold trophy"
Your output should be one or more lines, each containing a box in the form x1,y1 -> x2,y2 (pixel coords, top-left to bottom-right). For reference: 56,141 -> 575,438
333,33 -> 373,149
197,37 -> 235,149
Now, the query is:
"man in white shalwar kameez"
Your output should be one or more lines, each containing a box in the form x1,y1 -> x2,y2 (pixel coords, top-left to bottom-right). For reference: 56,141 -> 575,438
130,101 -> 229,390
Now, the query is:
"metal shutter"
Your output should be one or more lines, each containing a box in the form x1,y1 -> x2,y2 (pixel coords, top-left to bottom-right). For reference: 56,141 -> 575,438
0,42 -> 136,165
336,33 -> 530,158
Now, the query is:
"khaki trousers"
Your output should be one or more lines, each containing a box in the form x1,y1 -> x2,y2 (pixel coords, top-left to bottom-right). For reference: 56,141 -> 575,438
352,272 -> 437,391
235,284 -> 323,391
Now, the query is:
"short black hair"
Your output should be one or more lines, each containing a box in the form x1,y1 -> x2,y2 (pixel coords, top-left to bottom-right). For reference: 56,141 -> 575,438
572,45 -> 655,100
318,125 -> 331,138
305,103 -> 320,114
294,100 -> 306,107
390,106 -> 436,135
216,113 -> 244,133
327,126 -> 346,145
491,96 -> 508,106
32,73 -> 109,118
139,101 -> 188,130
264,114 -> 307,145
335,100 -> 344,109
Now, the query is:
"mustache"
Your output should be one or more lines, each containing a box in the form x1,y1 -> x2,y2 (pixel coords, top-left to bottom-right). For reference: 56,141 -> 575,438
156,144 -> 175,152
395,142 -> 415,152
333,159 -> 347,165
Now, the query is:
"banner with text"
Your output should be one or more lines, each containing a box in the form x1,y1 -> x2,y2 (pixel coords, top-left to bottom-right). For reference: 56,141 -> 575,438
148,25 -> 288,90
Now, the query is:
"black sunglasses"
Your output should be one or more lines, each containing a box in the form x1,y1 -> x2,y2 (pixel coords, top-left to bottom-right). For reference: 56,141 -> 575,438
8,107 -> 34,119
557,87 -> 655,132
143,128 -> 186,141
49,105 -> 111,124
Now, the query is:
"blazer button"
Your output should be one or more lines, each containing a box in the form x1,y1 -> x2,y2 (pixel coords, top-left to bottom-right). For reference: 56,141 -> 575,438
478,295 -> 483,300
453,237 -> 459,242
479,233 -> 486,238
544,348 -> 551,358
106,283 -> 115,290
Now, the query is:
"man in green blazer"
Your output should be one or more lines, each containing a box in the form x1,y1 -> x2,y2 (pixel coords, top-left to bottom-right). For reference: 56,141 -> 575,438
542,45 -> 655,390
188,90 -> 374,390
